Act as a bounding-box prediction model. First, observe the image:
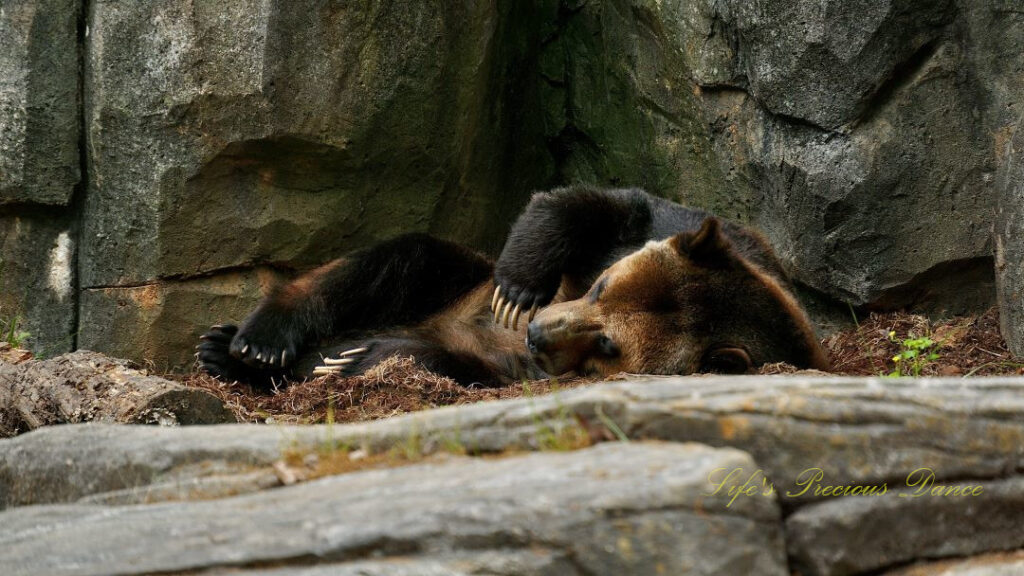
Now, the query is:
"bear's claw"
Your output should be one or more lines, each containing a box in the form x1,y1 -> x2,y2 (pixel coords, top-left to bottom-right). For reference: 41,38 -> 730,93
490,284 -> 539,331
312,346 -> 368,376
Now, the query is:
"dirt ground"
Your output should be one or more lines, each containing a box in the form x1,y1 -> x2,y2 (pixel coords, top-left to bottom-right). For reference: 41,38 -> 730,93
179,308 -> 1023,425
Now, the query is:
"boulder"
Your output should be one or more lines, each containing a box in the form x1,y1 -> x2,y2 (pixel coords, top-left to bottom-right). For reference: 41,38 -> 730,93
0,0 -> 80,205
0,422 -> 280,508
531,0 -> 753,220
0,442 -> 788,576
0,0 -> 81,357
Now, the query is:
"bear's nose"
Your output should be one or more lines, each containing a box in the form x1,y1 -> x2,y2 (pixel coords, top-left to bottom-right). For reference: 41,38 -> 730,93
526,321 -> 547,354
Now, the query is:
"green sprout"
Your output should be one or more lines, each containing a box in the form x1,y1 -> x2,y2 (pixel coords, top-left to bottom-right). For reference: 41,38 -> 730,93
886,331 -> 940,378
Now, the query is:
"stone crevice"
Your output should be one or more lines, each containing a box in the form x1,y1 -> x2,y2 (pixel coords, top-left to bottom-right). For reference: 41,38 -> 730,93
850,37 -> 944,130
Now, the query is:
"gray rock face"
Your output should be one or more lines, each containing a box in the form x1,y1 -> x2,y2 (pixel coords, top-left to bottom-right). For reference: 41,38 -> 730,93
78,269 -> 276,372
1,0 -> 1023,363
996,119 -> 1024,357
530,0 -> 754,220
729,0 -> 956,130
0,442 -> 788,576
693,2 -> 1001,310
0,0 -> 80,205
0,215 -> 76,356
81,1 -> 502,288
0,0 -> 81,357
74,0 -> 550,367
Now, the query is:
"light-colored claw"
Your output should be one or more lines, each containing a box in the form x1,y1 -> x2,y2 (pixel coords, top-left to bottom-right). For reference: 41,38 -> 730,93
493,296 -> 505,323
267,354 -> 277,366
312,366 -> 342,376
491,285 -> 501,312
241,344 -> 250,355
338,346 -> 368,357
323,357 -> 355,366
528,303 -> 539,323
281,350 -> 289,366
256,353 -> 265,362
501,300 -> 513,328
511,303 -> 522,331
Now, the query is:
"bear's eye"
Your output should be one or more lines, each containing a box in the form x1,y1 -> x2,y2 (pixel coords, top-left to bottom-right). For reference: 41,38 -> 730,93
596,335 -> 620,357
700,346 -> 752,374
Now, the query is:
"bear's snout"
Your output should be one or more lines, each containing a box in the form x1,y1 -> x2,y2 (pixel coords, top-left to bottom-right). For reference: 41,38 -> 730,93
526,303 -> 604,376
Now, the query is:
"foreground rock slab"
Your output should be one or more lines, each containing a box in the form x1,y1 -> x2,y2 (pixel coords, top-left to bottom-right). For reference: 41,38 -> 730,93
787,477 -> 1024,576
2,376 -> 1022,575
0,350 -> 235,437
3,375 -> 1022,510
0,442 -> 787,576
884,550 -> 1024,576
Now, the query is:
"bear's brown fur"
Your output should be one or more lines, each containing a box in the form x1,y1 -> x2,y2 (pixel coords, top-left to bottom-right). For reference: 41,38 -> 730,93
198,186 -> 828,387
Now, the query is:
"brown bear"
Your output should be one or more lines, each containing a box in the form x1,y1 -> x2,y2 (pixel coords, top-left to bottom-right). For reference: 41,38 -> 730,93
197,185 -> 829,386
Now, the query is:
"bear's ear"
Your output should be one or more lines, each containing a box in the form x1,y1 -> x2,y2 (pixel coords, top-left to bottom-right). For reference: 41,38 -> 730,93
669,217 -> 735,267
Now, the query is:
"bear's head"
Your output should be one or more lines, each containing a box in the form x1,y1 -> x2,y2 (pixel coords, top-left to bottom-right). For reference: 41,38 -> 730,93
526,218 -> 829,377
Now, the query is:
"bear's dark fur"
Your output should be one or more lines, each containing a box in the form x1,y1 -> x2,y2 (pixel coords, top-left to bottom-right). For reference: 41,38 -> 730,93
198,185 -> 828,387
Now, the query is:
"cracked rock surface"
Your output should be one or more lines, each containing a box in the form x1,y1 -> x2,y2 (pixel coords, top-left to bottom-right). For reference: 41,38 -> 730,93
1,375 -> 1022,575
0,442 -> 786,576
2,0 -> 1023,364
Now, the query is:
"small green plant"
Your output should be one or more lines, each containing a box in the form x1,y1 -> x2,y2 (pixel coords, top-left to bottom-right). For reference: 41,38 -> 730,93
595,404 -> 630,443
522,379 -> 591,451
438,418 -> 470,456
886,331 -> 940,377
391,426 -> 425,461
0,312 -> 29,348
0,263 -> 30,348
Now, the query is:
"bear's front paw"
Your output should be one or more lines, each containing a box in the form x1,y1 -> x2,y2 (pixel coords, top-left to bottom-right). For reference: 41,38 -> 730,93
198,324 -> 290,388
229,307 -> 303,369
490,270 -> 560,331
197,324 -> 250,382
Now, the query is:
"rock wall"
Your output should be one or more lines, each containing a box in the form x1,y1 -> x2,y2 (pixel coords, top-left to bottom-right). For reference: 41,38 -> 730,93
1,0 -> 1022,368
997,118 -> 1024,356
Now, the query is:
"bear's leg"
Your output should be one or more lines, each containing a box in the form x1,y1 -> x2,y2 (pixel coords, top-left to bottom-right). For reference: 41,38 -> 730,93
201,233 -> 492,383
492,185 -> 654,323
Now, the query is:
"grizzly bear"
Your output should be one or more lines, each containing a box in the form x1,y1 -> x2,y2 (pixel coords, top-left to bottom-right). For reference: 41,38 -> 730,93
197,185 -> 829,387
